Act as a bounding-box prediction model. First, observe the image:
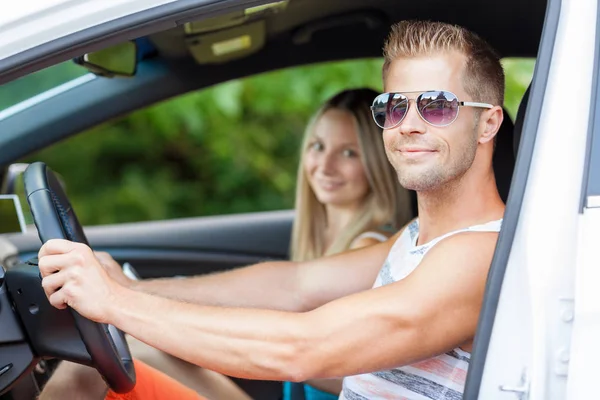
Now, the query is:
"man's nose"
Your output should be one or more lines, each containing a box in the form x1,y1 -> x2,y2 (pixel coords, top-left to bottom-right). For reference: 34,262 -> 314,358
397,101 -> 426,136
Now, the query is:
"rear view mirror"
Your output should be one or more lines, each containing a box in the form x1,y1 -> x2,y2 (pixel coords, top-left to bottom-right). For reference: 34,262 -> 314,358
74,41 -> 137,77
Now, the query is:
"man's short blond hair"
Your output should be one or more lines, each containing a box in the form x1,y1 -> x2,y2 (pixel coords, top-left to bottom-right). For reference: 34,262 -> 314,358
383,20 -> 505,106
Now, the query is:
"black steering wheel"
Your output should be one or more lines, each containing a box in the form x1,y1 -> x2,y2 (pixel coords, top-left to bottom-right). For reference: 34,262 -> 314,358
23,162 -> 136,394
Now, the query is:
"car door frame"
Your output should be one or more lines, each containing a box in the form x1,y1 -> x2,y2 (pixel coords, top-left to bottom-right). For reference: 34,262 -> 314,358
466,0 -> 598,398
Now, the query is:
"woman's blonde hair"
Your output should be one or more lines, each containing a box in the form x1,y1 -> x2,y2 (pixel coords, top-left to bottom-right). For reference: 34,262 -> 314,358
290,88 -> 413,262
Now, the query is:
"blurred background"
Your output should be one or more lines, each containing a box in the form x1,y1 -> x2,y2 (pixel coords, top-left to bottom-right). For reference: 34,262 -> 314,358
1,57 -> 534,226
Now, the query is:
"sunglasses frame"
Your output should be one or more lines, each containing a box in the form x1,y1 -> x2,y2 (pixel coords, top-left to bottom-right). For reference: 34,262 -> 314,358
370,90 -> 494,129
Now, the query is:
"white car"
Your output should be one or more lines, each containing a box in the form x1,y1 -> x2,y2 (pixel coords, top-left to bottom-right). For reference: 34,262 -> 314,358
0,0 -> 597,399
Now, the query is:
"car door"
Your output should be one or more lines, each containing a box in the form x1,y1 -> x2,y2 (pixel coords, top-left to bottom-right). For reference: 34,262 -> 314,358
465,0 -> 597,398
6,209 -> 294,280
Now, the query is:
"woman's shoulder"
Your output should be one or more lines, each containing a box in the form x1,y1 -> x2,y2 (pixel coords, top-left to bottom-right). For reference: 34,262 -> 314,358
354,230 -> 391,242
348,218 -> 419,250
349,227 -> 395,249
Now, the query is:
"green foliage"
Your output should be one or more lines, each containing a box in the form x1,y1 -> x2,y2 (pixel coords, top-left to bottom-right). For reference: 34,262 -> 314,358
17,58 -> 534,226
503,58 -> 536,120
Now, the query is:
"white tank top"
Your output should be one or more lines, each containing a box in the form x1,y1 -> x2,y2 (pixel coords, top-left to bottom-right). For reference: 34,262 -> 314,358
340,218 -> 503,400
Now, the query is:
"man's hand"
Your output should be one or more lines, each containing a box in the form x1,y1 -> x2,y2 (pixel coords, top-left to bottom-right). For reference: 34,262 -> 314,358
38,239 -> 126,324
94,251 -> 134,288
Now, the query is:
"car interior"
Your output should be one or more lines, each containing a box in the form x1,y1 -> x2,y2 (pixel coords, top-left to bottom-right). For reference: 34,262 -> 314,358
0,0 -> 547,398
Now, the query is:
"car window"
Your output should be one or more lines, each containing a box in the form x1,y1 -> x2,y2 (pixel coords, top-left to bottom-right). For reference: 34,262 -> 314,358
17,57 -> 535,226
0,61 -> 89,113
503,57 -> 535,120
17,58 -> 384,225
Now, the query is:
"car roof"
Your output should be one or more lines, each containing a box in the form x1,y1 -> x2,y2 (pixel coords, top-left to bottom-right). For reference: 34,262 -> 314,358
0,0 -> 177,62
0,0 -> 546,82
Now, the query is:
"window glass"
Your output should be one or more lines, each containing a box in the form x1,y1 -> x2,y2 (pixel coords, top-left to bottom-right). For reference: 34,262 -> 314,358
19,57 -> 535,225
0,62 -> 88,112
503,58 -> 536,120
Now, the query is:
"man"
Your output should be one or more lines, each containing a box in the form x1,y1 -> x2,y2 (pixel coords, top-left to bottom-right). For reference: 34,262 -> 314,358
39,20 -> 506,399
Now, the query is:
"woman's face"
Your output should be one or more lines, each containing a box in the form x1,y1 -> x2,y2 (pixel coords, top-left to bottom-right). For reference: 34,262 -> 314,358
304,109 -> 371,209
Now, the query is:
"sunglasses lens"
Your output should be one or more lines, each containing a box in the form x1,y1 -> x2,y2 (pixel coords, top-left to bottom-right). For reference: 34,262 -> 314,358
419,91 -> 459,126
372,93 -> 408,129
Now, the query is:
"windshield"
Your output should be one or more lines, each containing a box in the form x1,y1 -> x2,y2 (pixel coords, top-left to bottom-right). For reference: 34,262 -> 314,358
0,61 -> 88,112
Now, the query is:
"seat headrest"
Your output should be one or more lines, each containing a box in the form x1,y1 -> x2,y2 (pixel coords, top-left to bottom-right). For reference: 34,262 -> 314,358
513,85 -> 531,157
493,108 -> 515,203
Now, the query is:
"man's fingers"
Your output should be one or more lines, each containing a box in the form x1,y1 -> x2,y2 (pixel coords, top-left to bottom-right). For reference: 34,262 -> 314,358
48,287 -> 69,310
38,252 -> 86,278
41,270 -> 68,299
37,254 -> 62,277
38,253 -> 69,277
38,239 -> 81,258
39,239 -> 94,259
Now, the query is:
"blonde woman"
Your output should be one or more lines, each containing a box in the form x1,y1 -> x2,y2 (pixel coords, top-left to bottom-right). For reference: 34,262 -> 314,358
285,88 -> 413,400
291,88 -> 412,261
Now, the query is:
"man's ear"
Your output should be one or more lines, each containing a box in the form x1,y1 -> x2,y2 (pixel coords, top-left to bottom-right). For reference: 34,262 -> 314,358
478,106 -> 504,144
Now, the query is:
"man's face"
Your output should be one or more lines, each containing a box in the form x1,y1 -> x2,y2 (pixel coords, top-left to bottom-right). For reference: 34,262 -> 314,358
382,52 -> 481,192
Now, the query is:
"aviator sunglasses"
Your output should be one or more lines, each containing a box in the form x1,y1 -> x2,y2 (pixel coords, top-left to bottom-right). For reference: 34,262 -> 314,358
371,90 -> 494,129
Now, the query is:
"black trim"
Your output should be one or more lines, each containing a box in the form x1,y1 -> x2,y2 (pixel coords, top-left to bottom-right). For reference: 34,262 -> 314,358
463,0 -> 561,398
582,2 -> 600,202
0,0 -> 281,85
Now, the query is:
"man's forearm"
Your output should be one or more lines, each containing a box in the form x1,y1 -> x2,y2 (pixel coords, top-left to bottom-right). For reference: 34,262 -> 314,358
111,287 -> 311,382
130,261 -> 309,312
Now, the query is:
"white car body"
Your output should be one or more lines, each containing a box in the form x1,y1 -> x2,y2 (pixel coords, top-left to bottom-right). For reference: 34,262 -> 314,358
480,0 -> 600,399
0,0 -> 177,61
1,1 -> 599,399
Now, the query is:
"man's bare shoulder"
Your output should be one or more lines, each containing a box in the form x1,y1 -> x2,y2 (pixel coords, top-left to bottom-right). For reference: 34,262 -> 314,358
431,230 -> 499,256
416,230 -> 500,281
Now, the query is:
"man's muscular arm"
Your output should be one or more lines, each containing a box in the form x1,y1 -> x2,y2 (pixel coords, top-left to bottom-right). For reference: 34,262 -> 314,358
39,230 -> 495,381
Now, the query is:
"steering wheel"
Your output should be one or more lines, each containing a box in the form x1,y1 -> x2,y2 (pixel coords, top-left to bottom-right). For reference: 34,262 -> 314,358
23,162 -> 136,394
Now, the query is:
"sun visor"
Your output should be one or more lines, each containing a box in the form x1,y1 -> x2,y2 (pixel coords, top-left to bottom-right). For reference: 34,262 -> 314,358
184,20 -> 266,64
184,1 -> 287,34
182,1 -> 288,64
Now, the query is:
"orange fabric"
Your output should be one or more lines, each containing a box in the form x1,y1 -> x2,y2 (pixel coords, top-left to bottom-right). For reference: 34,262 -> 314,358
105,360 -> 207,400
